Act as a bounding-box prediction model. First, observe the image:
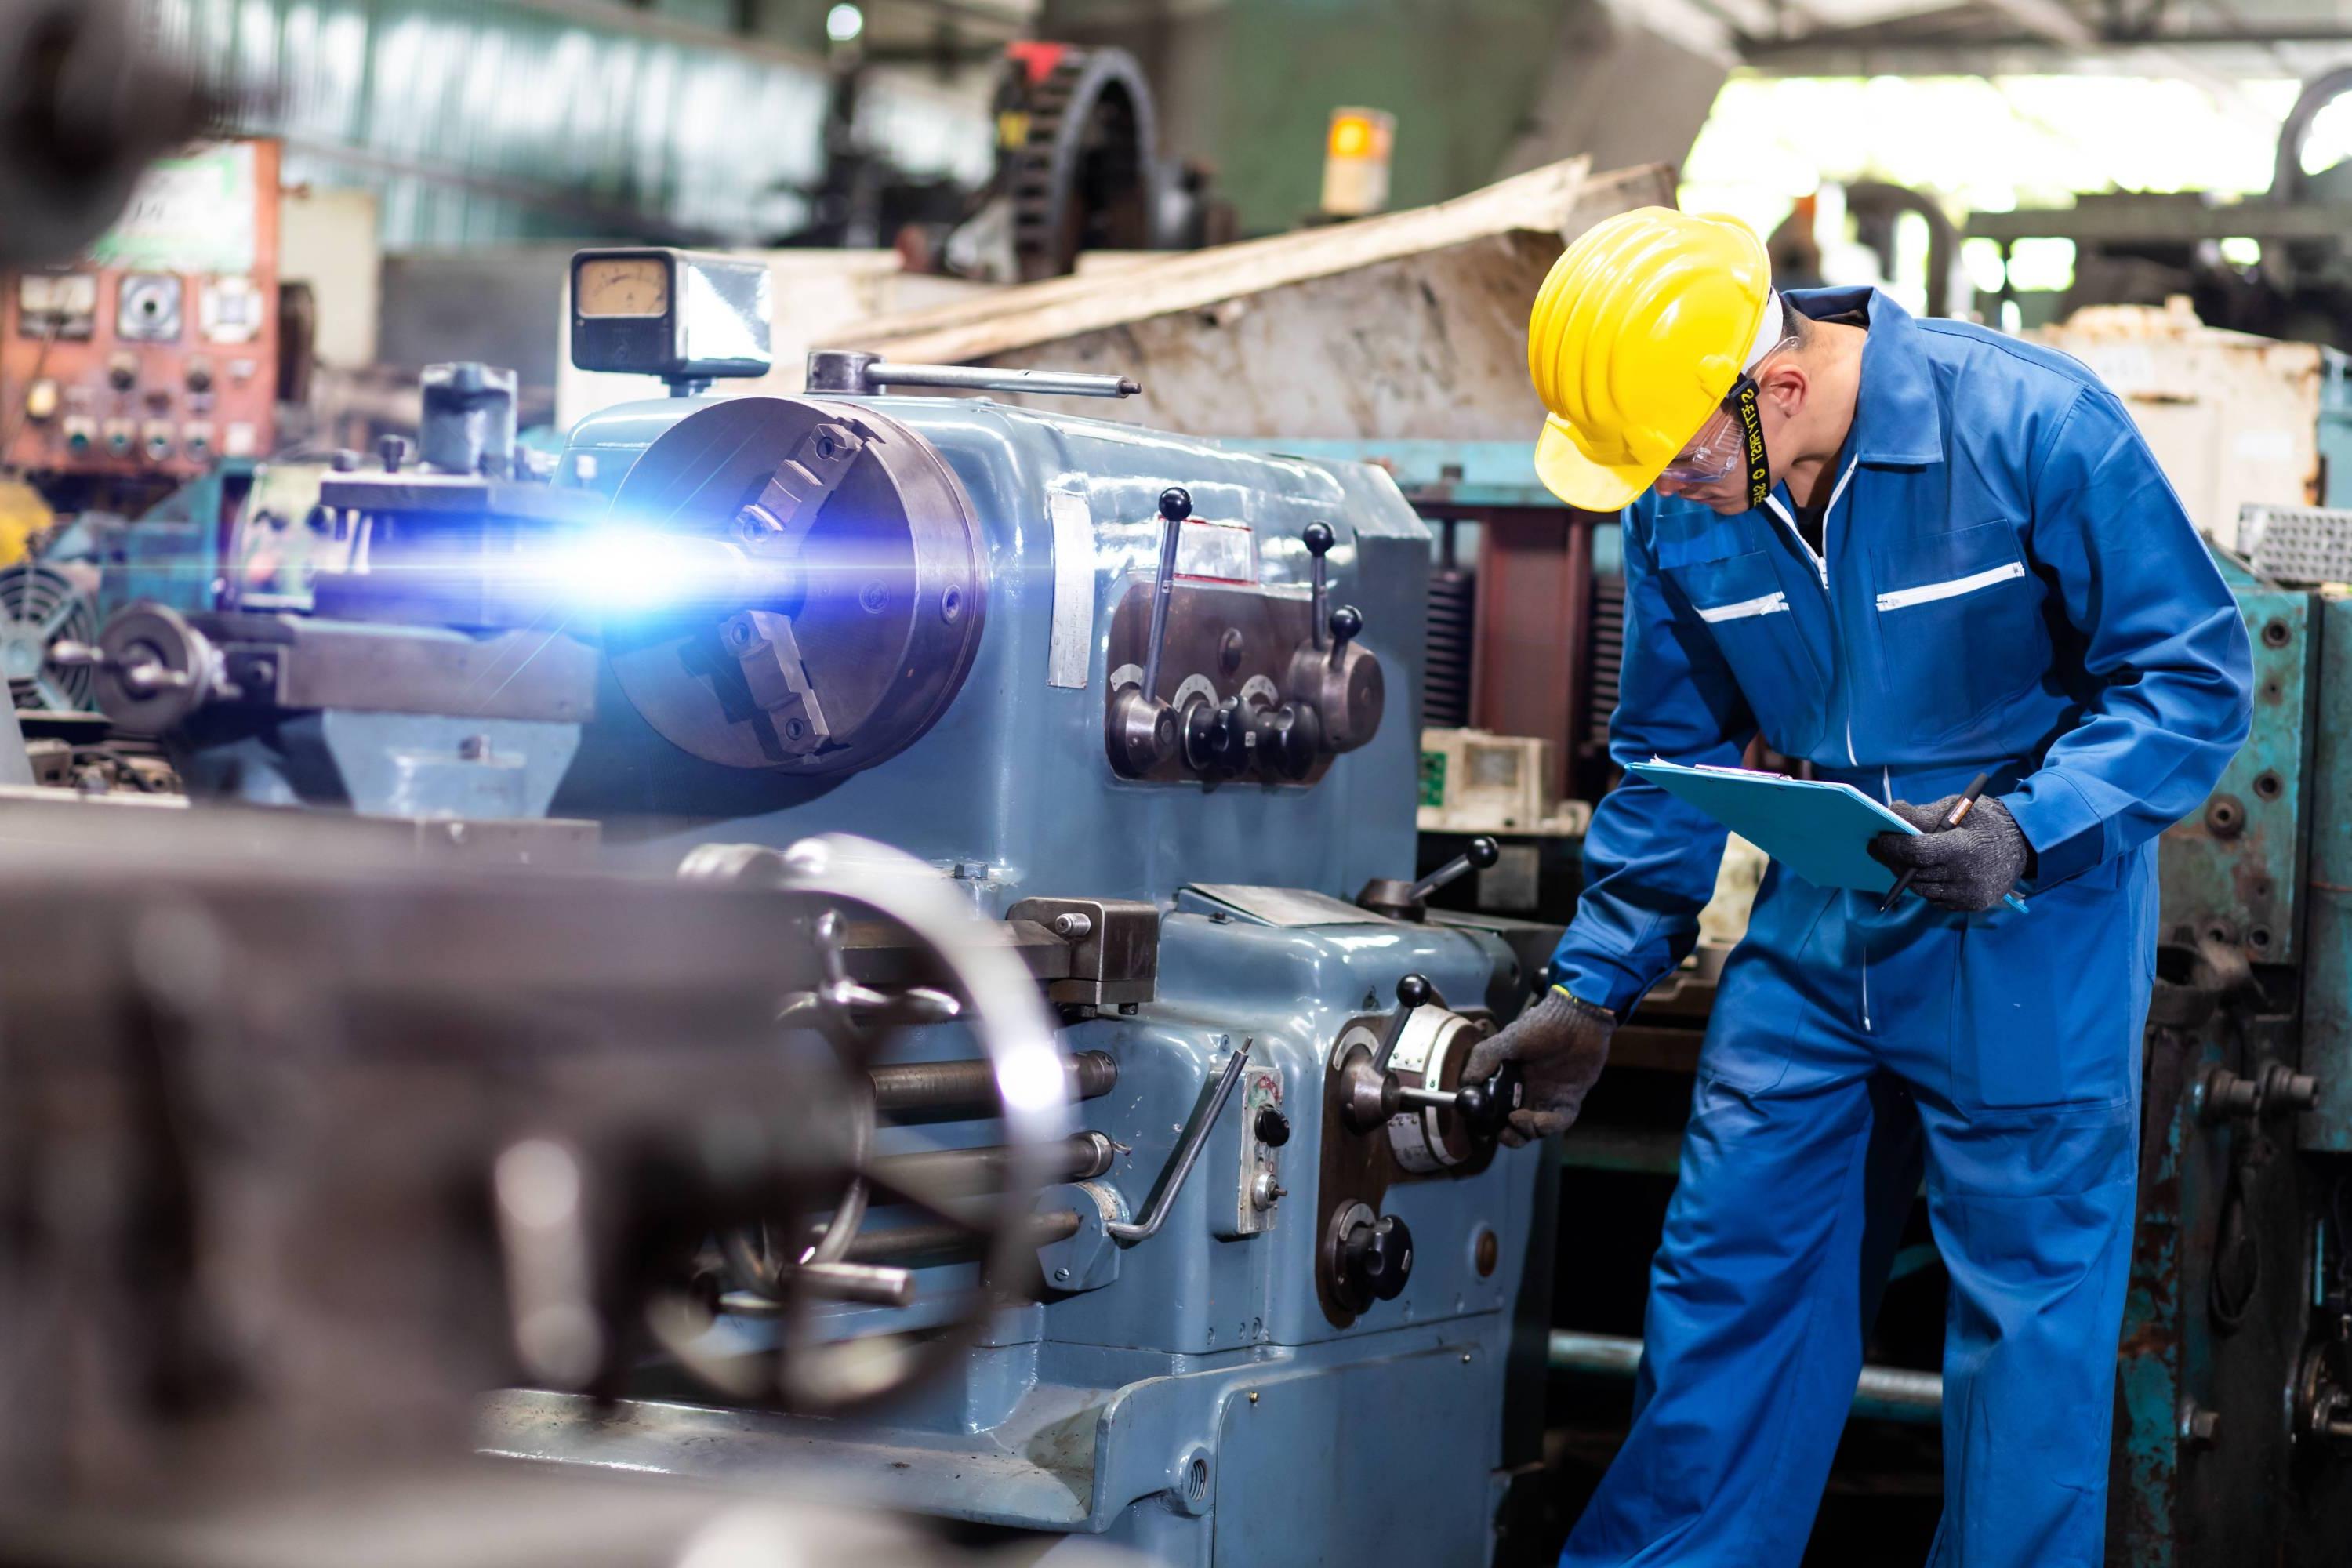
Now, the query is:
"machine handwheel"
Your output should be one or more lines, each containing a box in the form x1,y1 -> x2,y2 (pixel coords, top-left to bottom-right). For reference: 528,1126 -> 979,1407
675,835 -> 1072,1413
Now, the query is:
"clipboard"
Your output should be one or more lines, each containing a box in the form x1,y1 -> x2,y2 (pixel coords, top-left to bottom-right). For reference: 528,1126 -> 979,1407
1626,758 -> 2028,913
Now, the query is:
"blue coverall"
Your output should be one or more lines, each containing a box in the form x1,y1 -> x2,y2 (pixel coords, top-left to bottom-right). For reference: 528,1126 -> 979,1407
1551,288 -> 2253,1567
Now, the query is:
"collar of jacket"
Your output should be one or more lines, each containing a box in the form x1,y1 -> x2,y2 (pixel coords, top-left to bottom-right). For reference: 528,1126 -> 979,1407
1780,284 -> 1946,470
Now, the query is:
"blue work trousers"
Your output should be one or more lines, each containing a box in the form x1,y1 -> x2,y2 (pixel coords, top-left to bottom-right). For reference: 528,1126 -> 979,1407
1563,840 -> 2155,1568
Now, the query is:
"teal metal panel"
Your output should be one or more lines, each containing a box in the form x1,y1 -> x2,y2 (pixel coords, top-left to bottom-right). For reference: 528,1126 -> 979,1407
2320,349 -> 2352,508
2301,593 -> 2352,1151
2157,564 -> 2317,967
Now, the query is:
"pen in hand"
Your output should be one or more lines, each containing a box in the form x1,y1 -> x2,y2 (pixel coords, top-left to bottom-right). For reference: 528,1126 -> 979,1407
1879,771 -> 1991,913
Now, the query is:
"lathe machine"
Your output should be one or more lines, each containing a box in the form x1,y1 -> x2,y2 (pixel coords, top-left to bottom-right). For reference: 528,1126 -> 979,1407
68,248 -> 1552,1565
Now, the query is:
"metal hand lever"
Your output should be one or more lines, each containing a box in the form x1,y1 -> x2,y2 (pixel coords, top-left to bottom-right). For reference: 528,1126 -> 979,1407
779,909 -> 964,1038
1106,1039 -> 1253,1243
48,640 -> 190,694
724,1260 -> 917,1310
1404,837 -> 1501,906
1370,974 -> 1436,1073
1303,521 -> 1334,649
1327,605 -> 1362,670
1396,1061 -> 1523,1141
1108,489 -> 1192,775
1140,487 -> 1189,706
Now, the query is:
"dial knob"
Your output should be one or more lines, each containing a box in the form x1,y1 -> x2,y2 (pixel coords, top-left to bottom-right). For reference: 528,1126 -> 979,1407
1254,1107 -> 1291,1148
1341,1213 -> 1413,1304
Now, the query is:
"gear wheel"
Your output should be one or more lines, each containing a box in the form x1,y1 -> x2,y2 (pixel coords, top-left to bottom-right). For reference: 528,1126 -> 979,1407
999,44 -> 1163,283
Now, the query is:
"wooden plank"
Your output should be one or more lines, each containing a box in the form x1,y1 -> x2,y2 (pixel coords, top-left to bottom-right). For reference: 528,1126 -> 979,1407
820,158 -> 1668,365
812,160 -> 1677,440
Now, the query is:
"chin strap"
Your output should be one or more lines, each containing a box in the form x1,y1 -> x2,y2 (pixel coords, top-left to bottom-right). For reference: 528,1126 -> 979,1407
1729,372 -> 1770,510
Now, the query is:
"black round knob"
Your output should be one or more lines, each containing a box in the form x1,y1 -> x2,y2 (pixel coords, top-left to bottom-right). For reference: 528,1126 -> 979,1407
1269,702 -> 1323,780
1457,1062 -> 1523,1142
1342,1214 -> 1414,1302
1302,521 -> 1335,556
1159,487 -> 1192,523
1396,973 -> 1431,1009
1329,604 -> 1363,645
1467,837 -> 1501,869
378,434 -> 408,474
1254,1107 -> 1291,1148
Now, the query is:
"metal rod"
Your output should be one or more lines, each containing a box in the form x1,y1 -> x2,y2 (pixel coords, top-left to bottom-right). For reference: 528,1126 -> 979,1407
837,1208 -> 1082,1266
869,1132 -> 1115,1197
866,362 -> 1142,399
1547,1331 -> 1943,1425
1138,495 -> 1185,706
1106,1040 -> 1253,1243
786,1261 -> 916,1308
869,1051 -> 1118,1114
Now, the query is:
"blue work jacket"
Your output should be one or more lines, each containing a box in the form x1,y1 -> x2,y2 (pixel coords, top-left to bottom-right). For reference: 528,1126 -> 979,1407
1551,286 -> 2255,1016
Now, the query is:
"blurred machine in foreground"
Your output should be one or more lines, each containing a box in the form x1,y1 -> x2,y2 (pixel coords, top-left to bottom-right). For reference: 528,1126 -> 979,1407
71,244 -> 1553,1565
0,805 -> 1096,1567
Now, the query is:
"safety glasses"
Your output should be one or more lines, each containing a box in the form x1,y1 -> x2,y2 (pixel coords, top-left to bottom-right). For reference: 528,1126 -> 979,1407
1656,334 -> 1799,486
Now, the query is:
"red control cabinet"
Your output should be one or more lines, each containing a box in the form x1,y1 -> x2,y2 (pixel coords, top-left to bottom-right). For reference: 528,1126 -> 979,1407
0,140 -> 280,481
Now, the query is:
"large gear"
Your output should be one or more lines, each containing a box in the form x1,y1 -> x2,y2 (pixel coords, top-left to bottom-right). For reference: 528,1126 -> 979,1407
999,43 -> 1163,283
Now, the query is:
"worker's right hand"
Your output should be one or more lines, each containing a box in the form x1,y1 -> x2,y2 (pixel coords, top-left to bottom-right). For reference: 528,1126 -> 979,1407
1461,988 -> 1615,1147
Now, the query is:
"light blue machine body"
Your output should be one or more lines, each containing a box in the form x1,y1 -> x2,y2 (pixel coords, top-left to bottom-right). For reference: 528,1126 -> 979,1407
554,395 -> 1427,902
465,394 -> 1547,1564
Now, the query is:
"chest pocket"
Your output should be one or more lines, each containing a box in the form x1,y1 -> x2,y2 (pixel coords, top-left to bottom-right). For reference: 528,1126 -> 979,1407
1871,521 -> 2050,742
1661,547 -> 1824,754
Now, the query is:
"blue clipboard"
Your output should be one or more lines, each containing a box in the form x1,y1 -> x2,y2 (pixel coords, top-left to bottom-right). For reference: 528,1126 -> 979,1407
1626,758 -> 2028,913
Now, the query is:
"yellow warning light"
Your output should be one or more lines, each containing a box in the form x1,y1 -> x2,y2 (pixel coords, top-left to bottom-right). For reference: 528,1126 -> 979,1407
1321,107 -> 1395,218
1330,114 -> 1377,161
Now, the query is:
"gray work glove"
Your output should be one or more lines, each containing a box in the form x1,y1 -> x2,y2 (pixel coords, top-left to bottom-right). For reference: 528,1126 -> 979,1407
1867,794 -> 2030,913
1461,989 -> 1615,1147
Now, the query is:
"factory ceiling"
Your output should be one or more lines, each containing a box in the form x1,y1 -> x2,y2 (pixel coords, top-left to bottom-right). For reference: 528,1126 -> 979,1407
1681,0 -> 2352,79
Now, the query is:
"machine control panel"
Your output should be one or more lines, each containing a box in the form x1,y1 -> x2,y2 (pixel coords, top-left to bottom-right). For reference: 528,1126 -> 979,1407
0,140 -> 280,482
1105,492 -> 1385,786
1216,1065 -> 1288,1239
1314,974 -> 1516,1326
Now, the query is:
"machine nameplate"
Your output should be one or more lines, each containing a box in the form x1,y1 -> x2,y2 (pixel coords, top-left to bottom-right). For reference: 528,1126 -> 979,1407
1047,488 -> 1094,689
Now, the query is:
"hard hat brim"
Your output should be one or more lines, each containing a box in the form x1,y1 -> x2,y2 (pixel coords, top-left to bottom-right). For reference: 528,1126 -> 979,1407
1534,416 -> 1656,513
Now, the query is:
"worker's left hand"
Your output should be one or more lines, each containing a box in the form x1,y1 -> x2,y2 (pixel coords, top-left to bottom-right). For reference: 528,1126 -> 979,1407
1867,795 -> 2030,912
1461,989 -> 1615,1147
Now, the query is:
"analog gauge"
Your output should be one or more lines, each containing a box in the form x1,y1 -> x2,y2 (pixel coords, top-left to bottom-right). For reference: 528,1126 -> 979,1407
576,256 -> 671,319
18,273 -> 98,339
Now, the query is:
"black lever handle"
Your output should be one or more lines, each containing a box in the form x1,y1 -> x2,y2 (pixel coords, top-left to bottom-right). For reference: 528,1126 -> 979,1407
1327,604 -> 1363,670
1450,1060 -> 1524,1141
1370,973 -> 1434,1074
1303,521 -> 1334,650
1405,836 -> 1500,906
1138,487 -> 1190,703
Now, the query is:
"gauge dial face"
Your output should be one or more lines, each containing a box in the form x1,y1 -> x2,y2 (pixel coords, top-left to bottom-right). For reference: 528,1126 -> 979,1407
576,256 -> 671,319
20,274 -> 97,317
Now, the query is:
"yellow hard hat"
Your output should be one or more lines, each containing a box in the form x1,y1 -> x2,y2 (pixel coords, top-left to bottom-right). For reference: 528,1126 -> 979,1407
1528,207 -> 1774,510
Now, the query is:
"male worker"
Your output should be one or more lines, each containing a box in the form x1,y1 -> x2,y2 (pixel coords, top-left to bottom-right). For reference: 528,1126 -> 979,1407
1464,208 -> 2252,1566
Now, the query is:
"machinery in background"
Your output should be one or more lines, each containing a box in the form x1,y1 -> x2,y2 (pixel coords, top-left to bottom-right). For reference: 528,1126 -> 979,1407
983,42 -> 1225,282
783,40 -> 1226,283
1973,68 -> 2352,345
74,245 -> 1552,1566
0,140 -> 281,506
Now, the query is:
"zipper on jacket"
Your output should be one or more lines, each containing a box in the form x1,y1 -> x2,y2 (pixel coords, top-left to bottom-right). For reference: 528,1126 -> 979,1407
1764,457 -> 1861,766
